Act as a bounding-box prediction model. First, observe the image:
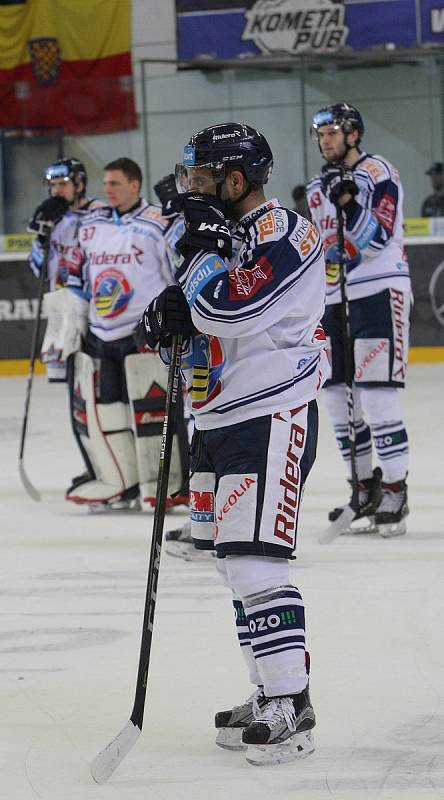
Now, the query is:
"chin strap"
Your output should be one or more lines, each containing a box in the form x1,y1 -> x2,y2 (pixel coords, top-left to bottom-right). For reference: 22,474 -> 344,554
216,179 -> 254,217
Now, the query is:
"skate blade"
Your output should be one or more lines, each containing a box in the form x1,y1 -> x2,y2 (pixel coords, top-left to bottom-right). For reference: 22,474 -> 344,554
215,727 -> 246,751
246,731 -> 315,766
341,516 -> 379,536
319,505 -> 356,544
378,518 -> 407,538
164,541 -> 215,561
87,499 -> 140,514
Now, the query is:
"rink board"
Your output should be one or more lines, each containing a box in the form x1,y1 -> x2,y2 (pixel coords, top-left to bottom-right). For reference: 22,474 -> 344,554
1,240 -> 444,374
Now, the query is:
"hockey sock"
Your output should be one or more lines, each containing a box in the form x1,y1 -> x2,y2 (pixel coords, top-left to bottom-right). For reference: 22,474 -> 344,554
232,597 -> 261,686
361,387 -> 409,482
323,385 -> 373,480
243,585 -> 308,697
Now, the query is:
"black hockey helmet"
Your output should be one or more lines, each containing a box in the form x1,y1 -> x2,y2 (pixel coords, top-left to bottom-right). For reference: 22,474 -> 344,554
176,123 -> 273,194
311,103 -> 364,144
45,158 -> 87,195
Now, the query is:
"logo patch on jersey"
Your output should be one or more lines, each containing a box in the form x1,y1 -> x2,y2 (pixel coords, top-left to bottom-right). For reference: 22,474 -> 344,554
93,268 -> 134,318
374,194 -> 396,233
228,257 -> 273,299
191,334 -> 224,409
289,218 -> 319,257
256,209 -> 285,242
361,159 -> 381,182
323,234 -> 361,285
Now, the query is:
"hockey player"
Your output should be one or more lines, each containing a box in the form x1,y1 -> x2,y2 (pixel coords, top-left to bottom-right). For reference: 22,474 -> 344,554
307,103 -> 411,537
64,157 -> 188,510
142,124 -> 329,765
29,158 -> 99,289
28,158 -> 103,489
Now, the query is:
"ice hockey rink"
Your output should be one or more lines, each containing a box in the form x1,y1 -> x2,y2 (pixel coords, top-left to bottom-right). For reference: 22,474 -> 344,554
1,363 -> 443,800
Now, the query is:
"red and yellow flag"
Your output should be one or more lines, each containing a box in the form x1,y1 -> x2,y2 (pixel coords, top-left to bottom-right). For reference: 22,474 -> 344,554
0,0 -> 135,134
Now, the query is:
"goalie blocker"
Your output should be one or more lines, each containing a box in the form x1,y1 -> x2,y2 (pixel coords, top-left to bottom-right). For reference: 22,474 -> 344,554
66,351 -> 189,510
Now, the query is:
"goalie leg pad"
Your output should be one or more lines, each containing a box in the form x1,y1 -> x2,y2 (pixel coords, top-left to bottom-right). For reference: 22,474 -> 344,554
125,353 -> 189,511
67,352 -> 138,505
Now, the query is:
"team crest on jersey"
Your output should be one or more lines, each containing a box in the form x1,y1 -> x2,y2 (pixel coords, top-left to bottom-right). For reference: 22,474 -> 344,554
192,335 -> 225,409
93,268 -> 134,318
28,38 -> 61,85
323,234 -> 361,286
229,257 -> 273,299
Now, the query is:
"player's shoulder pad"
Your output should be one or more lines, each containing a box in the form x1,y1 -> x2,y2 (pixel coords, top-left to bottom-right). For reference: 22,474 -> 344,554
137,202 -> 166,224
79,205 -> 111,223
252,206 -> 289,245
287,214 -> 321,259
306,174 -> 321,193
87,199 -> 105,211
355,154 -> 392,184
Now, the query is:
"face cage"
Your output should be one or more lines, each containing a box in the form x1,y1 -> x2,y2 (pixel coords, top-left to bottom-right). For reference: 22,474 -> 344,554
175,162 -> 226,194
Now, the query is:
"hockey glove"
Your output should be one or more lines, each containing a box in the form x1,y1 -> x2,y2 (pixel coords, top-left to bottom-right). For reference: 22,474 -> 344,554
142,285 -> 194,348
153,173 -> 179,215
176,193 -> 232,260
29,196 -> 69,241
320,165 -> 358,206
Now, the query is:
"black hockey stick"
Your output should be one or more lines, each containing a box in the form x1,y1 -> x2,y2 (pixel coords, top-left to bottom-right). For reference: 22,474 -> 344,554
91,334 -> 184,784
18,231 -> 53,501
319,194 -> 359,543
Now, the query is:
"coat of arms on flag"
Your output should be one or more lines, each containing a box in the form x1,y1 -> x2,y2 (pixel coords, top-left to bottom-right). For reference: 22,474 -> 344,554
28,37 -> 61,85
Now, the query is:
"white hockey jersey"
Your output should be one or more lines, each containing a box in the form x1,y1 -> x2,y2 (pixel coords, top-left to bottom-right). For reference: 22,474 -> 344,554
306,152 -> 411,305
28,199 -> 103,290
68,200 -> 183,341
175,198 -> 329,430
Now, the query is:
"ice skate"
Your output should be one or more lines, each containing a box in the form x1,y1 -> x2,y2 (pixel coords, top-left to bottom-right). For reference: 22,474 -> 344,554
375,478 -> 409,538
65,470 -> 95,498
242,687 -> 316,766
319,467 -> 382,543
164,521 -> 214,561
67,480 -> 139,510
215,687 -> 267,750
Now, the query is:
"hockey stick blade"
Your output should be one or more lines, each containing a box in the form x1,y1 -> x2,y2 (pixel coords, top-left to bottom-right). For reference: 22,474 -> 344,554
318,504 -> 356,544
19,459 -> 41,502
90,720 -> 141,784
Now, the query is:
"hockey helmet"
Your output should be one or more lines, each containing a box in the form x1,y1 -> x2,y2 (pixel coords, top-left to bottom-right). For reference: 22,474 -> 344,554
176,123 -> 273,193
311,103 -> 364,143
45,158 -> 88,194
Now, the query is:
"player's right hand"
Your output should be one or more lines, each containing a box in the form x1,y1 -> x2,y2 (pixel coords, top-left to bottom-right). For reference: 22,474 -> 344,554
142,285 -> 195,348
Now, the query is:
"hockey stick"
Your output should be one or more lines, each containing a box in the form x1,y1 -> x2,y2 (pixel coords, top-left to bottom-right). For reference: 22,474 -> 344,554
319,193 -> 359,544
18,230 -> 53,501
90,334 -> 183,784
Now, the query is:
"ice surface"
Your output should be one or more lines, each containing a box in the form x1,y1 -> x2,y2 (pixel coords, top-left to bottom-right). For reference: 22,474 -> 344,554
1,365 -> 443,799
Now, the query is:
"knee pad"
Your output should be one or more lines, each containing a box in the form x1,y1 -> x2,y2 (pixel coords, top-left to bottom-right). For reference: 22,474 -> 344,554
224,555 -> 290,598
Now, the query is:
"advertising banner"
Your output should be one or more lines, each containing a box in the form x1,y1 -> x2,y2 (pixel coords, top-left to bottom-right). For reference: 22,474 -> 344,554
1,245 -> 444,370
176,0 -> 444,59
